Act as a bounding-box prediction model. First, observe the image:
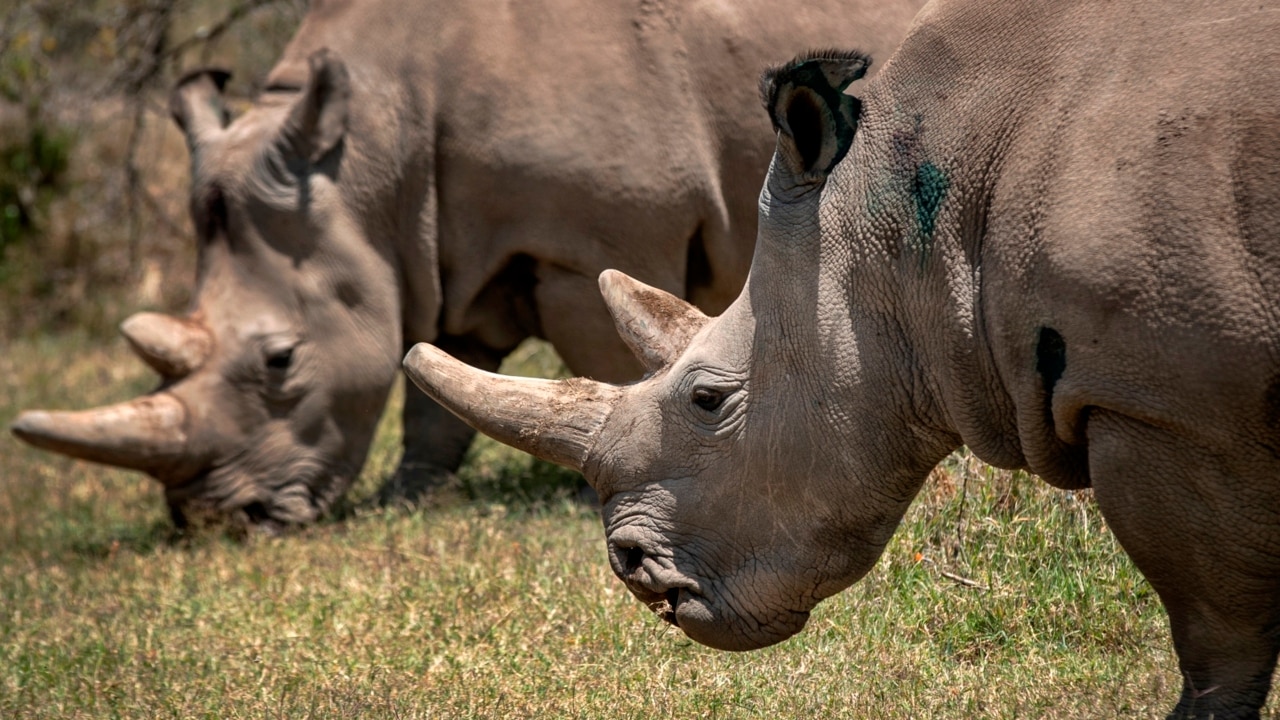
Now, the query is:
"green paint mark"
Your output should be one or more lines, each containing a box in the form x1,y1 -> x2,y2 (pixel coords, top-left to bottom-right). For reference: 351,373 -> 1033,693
911,161 -> 949,267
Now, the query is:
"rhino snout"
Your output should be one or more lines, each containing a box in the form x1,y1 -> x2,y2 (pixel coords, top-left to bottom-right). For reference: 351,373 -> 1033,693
605,529 -> 814,651
606,536 -> 701,618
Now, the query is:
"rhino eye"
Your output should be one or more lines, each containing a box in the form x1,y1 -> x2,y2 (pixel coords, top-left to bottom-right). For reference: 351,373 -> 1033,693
266,347 -> 294,370
691,387 -> 726,413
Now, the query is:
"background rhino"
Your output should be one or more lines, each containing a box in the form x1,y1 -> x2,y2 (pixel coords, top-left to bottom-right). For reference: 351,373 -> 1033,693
10,0 -> 923,528
405,0 -> 1280,717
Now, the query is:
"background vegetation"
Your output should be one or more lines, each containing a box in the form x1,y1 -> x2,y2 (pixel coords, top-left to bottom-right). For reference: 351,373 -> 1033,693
0,2 -> 1273,718
0,0 -> 306,341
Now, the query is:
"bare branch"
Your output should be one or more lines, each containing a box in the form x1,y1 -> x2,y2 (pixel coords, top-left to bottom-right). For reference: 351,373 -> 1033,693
938,569 -> 990,592
161,0 -> 279,66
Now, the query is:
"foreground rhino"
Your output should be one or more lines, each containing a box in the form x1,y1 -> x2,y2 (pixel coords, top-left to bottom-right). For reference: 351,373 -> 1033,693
10,0 -> 922,527
404,0 -> 1280,716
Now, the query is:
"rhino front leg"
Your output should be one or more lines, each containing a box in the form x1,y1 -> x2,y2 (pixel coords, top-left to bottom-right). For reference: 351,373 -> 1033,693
379,336 -> 506,506
1087,408 -> 1280,720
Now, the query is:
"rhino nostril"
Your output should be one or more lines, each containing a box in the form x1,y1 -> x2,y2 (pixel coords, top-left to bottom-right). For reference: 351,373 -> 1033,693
623,545 -> 645,575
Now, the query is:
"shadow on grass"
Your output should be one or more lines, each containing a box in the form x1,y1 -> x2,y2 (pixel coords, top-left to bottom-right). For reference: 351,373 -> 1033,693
331,457 -> 596,527
459,456 -> 595,509
26,458 -> 592,568
36,518 -> 185,567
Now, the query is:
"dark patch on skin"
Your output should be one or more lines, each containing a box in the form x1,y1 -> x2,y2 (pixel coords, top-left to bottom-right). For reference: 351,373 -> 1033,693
883,117 -> 950,269
1032,327 -> 1092,489
1263,375 -> 1280,458
911,161 -> 949,265
1036,327 -> 1067,397
474,253 -> 543,340
335,280 -> 361,309
197,184 -> 228,244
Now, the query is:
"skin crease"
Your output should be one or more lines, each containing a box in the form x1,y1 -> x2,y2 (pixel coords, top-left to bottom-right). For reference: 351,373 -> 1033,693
404,0 -> 1280,717
10,0 -> 926,527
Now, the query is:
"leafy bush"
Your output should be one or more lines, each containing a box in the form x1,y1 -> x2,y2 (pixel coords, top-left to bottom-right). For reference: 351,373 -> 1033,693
0,121 -> 73,251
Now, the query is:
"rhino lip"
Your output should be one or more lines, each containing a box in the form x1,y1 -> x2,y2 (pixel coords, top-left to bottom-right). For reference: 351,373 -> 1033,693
620,565 -> 703,614
653,588 -> 682,627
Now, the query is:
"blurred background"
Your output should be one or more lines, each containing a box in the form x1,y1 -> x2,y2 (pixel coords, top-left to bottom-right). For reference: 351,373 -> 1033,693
0,0 -> 308,343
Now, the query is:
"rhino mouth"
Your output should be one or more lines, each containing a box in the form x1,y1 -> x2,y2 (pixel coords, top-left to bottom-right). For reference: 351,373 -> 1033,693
612,546 -> 816,649
644,587 -> 691,628
160,452 -> 346,530
608,537 -> 706,618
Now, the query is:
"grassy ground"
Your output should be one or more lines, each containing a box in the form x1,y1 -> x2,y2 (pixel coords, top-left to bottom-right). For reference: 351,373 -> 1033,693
4,332 -> 1266,718
5,4 -> 1269,717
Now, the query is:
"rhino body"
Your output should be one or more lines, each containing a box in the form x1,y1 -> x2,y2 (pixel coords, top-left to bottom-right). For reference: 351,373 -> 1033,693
406,0 -> 1280,716
11,0 -> 923,527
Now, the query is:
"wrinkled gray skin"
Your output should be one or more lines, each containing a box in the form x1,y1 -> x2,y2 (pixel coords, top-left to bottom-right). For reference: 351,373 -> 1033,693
9,0 -> 923,528
404,0 -> 1280,717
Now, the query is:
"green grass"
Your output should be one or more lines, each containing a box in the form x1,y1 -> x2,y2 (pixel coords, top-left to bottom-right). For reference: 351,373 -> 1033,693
0,332 -> 1270,718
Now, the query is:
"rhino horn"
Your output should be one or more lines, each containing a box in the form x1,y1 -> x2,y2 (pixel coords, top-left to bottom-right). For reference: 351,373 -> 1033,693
402,343 -> 619,474
170,68 -> 232,147
598,269 -> 709,372
10,394 -> 190,474
120,312 -> 213,379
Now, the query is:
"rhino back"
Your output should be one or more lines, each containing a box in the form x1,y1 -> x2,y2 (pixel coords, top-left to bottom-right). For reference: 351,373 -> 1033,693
989,3 -> 1280,460
233,0 -> 925,379
864,0 -> 1280,480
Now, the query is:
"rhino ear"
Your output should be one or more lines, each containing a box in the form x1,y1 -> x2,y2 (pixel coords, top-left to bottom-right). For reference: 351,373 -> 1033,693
281,48 -> 350,165
170,68 -> 232,148
759,49 -> 870,179
599,270 -> 709,373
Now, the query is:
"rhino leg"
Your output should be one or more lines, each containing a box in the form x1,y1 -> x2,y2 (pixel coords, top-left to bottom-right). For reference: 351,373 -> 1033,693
1087,408 -> 1280,720
378,336 -> 506,506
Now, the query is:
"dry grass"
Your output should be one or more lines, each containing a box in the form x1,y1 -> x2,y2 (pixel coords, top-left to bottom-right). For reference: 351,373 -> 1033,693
2,4 -> 1276,717
5,334 -> 1271,719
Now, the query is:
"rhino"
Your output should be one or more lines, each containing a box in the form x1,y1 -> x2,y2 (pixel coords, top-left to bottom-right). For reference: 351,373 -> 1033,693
402,0 -> 1280,716
9,0 -> 924,528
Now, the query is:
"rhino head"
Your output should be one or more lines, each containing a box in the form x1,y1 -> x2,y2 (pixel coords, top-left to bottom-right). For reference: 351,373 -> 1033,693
403,51 -> 958,650
12,50 -> 404,529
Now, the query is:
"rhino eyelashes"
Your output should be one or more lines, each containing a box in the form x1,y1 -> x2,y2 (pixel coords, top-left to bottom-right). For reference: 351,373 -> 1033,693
692,387 -> 727,413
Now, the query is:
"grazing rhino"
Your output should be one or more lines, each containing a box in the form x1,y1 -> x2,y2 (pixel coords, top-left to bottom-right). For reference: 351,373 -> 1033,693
9,0 -> 924,528
403,0 -> 1280,716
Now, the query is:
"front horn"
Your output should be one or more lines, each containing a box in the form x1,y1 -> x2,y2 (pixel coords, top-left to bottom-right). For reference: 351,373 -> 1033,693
11,393 -> 190,475
402,343 -> 619,473
120,312 -> 213,379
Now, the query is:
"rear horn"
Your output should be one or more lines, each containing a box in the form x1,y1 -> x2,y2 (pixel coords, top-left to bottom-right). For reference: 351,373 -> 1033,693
120,312 -> 213,379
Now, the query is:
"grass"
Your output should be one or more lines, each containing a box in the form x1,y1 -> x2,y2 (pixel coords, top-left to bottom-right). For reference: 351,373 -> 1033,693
6,2 -> 1264,716
0,332 -> 1273,718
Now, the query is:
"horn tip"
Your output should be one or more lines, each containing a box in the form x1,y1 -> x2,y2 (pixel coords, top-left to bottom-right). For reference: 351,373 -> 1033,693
597,268 -> 637,295
402,343 -> 453,395
118,313 -> 150,345
10,410 -> 55,446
